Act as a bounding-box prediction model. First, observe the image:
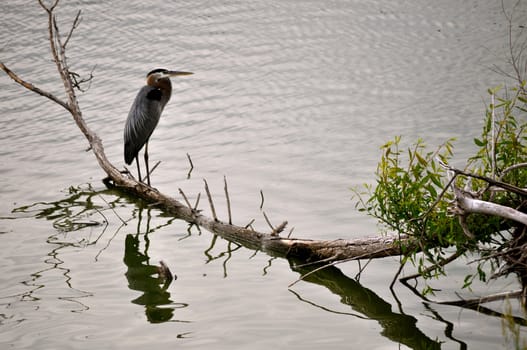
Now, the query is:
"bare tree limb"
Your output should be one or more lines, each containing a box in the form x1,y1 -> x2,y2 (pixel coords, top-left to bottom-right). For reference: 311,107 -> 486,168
0,62 -> 70,111
454,188 -> 527,226
224,176 -> 232,225
203,179 -> 218,221
447,166 -> 527,197
63,10 -> 81,49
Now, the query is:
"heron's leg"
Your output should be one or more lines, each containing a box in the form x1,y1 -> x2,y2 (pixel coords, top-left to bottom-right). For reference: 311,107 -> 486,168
144,141 -> 151,186
135,156 -> 142,182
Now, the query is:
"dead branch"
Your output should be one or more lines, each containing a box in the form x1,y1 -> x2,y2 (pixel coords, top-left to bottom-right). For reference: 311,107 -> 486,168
224,176 -> 232,225
203,179 -> 218,221
178,188 -> 193,209
3,0 -> 410,265
400,250 -> 465,283
0,62 -> 70,111
440,163 -> 527,229
447,166 -> 527,197
454,187 -> 527,226
271,221 -> 288,236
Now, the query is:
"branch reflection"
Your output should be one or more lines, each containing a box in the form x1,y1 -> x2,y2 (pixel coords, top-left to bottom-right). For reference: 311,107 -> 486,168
203,234 -> 242,277
290,261 -> 445,350
9,184 -> 118,314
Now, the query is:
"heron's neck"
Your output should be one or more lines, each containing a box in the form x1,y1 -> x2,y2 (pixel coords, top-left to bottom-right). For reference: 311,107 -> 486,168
155,78 -> 172,96
147,76 -> 172,105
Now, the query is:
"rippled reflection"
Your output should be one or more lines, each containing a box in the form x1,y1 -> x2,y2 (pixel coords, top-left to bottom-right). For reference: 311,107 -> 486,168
290,262 -> 448,349
4,185 -> 112,320
123,207 -> 188,324
124,232 -> 177,323
9,185 -> 191,325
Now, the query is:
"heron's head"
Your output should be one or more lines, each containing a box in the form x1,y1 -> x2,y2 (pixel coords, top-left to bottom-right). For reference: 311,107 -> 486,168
146,68 -> 193,86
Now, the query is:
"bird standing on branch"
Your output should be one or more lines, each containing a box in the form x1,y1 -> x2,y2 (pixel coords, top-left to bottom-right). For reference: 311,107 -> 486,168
124,68 -> 193,185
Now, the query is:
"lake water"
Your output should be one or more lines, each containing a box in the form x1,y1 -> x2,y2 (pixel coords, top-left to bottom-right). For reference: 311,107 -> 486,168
1,0 -> 526,348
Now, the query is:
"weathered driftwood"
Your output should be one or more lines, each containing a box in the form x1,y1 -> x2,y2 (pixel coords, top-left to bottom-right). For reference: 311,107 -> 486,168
0,0 -> 409,265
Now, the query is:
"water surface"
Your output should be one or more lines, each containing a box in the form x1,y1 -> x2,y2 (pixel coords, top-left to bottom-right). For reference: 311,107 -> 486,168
1,0 -> 525,348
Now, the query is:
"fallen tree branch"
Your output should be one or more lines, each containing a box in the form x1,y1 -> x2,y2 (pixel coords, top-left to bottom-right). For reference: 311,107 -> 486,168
0,0 -> 410,266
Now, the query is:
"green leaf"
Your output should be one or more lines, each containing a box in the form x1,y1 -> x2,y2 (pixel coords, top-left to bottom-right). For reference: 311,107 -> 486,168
473,138 -> 486,147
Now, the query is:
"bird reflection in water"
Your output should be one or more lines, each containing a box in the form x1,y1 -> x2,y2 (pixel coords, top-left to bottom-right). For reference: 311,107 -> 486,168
124,233 -> 176,323
123,206 -> 185,323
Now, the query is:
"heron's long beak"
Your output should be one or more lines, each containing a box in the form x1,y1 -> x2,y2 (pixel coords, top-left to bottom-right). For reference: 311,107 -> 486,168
166,70 -> 193,77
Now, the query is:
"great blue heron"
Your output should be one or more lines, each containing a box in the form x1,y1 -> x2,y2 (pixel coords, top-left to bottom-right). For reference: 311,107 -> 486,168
124,68 -> 193,185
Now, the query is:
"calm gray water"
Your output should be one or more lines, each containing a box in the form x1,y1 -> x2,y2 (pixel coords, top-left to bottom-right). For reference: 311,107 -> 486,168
1,0 -> 526,348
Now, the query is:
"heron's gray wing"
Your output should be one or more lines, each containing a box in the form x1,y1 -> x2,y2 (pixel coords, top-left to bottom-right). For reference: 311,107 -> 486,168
124,86 -> 163,164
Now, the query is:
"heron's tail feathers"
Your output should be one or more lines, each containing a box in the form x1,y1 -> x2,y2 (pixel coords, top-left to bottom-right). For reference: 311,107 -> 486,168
124,142 -> 137,165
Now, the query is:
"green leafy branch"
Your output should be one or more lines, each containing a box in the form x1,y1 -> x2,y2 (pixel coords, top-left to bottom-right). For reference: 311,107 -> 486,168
353,83 -> 527,294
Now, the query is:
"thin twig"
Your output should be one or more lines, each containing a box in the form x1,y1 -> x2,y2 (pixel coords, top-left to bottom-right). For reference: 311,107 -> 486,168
224,175 -> 232,225
399,276 -> 433,303
262,257 -> 275,275
262,211 -> 274,231
38,0 -> 59,12
271,221 -> 288,236
288,255 -> 341,288
94,219 -> 126,261
444,165 -> 527,197
203,179 -> 217,221
293,256 -> 336,269
69,68 -> 95,93
193,192 -> 201,210
179,188 -> 193,209
204,234 -> 218,261
141,160 -> 161,182
244,218 -> 255,229
63,10 -> 81,49
399,250 -> 465,283
499,162 -> 527,181
0,62 -> 70,111
47,9 -> 69,92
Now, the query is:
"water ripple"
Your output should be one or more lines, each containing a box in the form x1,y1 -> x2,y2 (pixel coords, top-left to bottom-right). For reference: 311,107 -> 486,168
0,0 -> 520,348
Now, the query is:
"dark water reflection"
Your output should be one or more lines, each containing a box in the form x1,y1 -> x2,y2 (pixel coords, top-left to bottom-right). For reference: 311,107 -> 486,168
291,262 -> 446,350
123,207 -> 190,324
124,233 -> 178,324
13,187 -> 190,324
